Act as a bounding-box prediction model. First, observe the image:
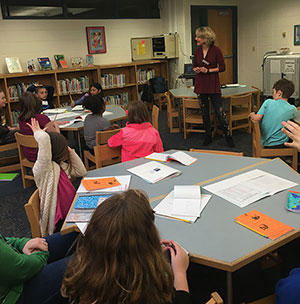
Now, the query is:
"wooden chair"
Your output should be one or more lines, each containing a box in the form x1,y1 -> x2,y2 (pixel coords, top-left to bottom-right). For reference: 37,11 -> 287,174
228,92 -> 252,135
165,91 -> 179,133
84,128 -> 121,171
152,105 -> 159,130
205,292 -> 223,304
94,144 -> 121,169
190,148 -> 243,156
0,142 -> 20,173
154,93 -> 167,110
183,98 -> 216,139
15,133 -> 37,188
252,86 -> 261,112
251,120 -> 298,170
24,189 -> 41,238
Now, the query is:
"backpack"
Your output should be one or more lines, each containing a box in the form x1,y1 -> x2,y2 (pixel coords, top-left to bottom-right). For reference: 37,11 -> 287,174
149,77 -> 167,93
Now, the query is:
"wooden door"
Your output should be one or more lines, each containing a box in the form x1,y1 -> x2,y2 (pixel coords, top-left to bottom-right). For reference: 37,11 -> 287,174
208,8 -> 233,84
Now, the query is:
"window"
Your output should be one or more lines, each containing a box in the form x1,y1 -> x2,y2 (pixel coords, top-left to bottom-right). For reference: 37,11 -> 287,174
1,0 -> 160,19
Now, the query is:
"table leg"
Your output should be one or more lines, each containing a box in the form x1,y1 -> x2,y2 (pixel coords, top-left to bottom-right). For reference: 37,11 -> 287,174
77,130 -> 83,159
226,271 -> 233,304
175,97 -> 183,132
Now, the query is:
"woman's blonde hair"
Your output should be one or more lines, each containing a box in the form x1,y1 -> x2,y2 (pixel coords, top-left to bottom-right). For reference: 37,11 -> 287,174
61,189 -> 174,304
195,26 -> 216,46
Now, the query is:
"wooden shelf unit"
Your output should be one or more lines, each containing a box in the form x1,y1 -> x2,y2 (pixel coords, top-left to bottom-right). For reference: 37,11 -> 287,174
0,60 -> 168,126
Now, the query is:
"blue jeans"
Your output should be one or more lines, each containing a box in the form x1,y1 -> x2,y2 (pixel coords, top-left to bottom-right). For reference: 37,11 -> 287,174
17,232 -> 78,304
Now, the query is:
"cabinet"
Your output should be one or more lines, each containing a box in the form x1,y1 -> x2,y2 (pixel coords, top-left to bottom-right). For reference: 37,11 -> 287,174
0,60 -> 168,126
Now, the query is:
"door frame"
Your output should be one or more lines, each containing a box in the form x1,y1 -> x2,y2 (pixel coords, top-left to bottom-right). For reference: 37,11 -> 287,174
190,5 -> 238,83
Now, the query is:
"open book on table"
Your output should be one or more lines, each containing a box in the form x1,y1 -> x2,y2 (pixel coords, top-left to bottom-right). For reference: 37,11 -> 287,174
127,161 -> 181,184
145,151 -> 197,166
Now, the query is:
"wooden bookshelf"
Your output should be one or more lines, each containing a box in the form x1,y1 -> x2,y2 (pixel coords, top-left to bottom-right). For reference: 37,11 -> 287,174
0,60 -> 168,126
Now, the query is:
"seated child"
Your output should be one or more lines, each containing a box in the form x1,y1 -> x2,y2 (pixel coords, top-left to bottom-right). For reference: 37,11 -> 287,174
61,190 -> 191,304
27,118 -> 87,236
0,90 -> 17,145
27,84 -> 54,110
108,100 -> 163,162
249,78 -> 297,147
72,82 -> 103,106
83,95 -> 117,152
0,231 -> 78,304
18,92 -> 58,162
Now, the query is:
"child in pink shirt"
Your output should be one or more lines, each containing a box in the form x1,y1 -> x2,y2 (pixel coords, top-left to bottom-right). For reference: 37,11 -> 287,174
108,101 -> 163,162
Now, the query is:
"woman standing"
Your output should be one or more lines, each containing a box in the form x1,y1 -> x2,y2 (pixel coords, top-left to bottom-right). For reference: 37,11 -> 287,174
193,26 -> 234,147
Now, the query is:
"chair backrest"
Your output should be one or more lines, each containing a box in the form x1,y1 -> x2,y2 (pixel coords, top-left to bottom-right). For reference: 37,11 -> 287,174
95,128 -> 121,146
252,86 -> 261,112
190,148 -> 243,156
230,92 -> 252,108
183,98 -> 200,109
251,119 -> 263,154
94,144 -> 121,169
15,133 -> 38,157
152,105 -> 159,130
24,189 -> 41,238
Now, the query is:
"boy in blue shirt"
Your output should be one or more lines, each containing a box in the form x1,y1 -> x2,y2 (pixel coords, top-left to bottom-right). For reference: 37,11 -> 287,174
249,78 -> 297,147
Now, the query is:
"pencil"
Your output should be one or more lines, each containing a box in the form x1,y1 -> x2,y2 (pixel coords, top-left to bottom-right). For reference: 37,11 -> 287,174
155,212 -> 191,223
53,113 -> 58,121
236,221 -> 268,238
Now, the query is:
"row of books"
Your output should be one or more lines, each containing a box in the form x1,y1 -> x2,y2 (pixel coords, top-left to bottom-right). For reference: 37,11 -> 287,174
104,92 -> 129,106
8,83 -> 36,100
137,68 -> 155,83
58,76 -> 90,95
11,110 -> 20,127
100,74 -> 126,89
5,55 -> 94,74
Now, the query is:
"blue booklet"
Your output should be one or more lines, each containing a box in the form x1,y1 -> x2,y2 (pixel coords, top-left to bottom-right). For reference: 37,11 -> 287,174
74,195 -> 112,209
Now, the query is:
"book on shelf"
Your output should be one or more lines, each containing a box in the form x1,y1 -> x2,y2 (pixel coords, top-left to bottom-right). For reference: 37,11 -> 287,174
5,57 -> 22,73
8,82 -> 36,100
26,59 -> 38,72
103,92 -> 128,106
58,76 -> 89,95
86,55 -> 94,66
137,68 -> 155,83
38,57 -> 52,70
54,55 -> 68,69
71,57 -> 84,68
101,74 -> 126,89
11,110 -> 20,127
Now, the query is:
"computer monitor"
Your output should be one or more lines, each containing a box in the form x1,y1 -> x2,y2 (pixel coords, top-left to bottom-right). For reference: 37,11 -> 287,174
184,63 -> 195,75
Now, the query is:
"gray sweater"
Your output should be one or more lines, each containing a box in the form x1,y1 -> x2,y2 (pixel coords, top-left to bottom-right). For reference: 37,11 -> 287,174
84,114 -> 111,150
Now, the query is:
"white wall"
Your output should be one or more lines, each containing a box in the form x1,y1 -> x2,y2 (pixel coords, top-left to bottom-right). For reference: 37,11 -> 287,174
239,0 -> 300,88
0,17 -> 163,73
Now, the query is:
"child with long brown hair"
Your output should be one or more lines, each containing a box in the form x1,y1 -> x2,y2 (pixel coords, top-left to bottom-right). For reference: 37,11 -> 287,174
18,91 -> 58,161
61,189 -> 191,304
108,101 -> 163,161
27,118 -> 86,236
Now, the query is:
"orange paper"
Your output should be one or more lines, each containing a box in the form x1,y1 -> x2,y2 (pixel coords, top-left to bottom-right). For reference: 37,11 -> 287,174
82,177 -> 120,191
235,210 -> 294,240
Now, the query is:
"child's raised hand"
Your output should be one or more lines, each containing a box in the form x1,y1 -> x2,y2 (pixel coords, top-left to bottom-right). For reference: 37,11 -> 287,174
282,120 -> 300,151
26,118 -> 44,133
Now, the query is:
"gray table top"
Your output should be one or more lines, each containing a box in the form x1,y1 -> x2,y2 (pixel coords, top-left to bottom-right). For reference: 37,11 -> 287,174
293,109 -> 300,124
47,105 -> 126,130
169,85 -> 256,99
65,151 -> 300,271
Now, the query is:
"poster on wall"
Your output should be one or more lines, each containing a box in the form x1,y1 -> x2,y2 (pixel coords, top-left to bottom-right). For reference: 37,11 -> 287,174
86,26 -> 107,54
294,25 -> 300,45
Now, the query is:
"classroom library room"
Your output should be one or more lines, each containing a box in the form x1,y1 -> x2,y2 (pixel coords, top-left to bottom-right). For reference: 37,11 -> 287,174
3,0 -> 300,303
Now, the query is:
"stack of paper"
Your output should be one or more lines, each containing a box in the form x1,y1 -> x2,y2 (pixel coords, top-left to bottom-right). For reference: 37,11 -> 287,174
43,108 -> 66,114
154,185 -> 212,223
71,105 -> 84,111
77,175 -> 131,194
127,161 -> 181,184
146,151 -> 197,166
204,169 -> 298,208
